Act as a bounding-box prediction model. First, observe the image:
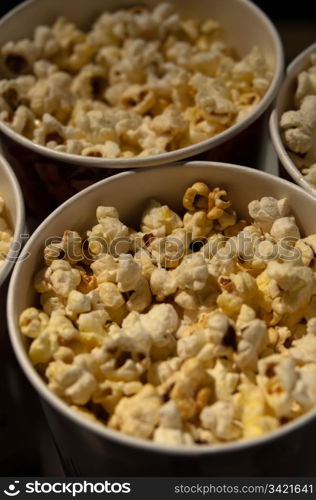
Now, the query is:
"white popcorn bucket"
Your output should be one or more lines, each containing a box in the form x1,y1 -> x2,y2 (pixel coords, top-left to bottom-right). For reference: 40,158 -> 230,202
7,162 -> 316,475
270,42 -> 316,197
0,153 -> 25,286
0,0 -> 283,217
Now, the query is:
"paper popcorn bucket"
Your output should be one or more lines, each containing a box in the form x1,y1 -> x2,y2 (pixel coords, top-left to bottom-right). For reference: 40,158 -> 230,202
0,0 -> 283,215
8,162 -> 316,475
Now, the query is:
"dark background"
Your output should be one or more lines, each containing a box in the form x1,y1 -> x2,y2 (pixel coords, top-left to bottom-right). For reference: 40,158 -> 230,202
1,0 -> 316,18
0,0 -> 315,477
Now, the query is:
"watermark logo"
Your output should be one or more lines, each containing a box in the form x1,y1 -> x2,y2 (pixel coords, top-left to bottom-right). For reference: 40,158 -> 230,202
2,481 -> 131,497
1,232 -> 303,266
3,481 -> 20,497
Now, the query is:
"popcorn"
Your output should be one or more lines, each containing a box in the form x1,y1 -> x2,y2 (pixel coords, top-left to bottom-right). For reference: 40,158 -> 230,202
200,401 -> 241,441
140,304 -> 178,349
248,196 -> 290,233
150,105 -> 188,138
120,84 -> 156,115
44,230 -> 83,266
207,313 -> 236,345
94,333 -> 150,382
89,254 -> 153,313
175,253 -> 209,291
20,181 -> 316,447
150,268 -> 177,300
177,330 -> 209,362
29,313 -> 78,365
88,207 -> 130,257
290,334 -> 316,364
257,355 -> 297,417
82,142 -> 120,159
153,427 -> 194,445
141,200 -> 183,236
236,304 -> 256,331
77,310 -> 109,338
28,72 -> 73,123
0,75 -> 35,110
46,358 -> 97,405
183,182 -> 209,211
295,239 -> 314,267
40,291 -> 65,316
125,276 -> 152,313
109,385 -> 162,439
91,254 -> 117,284
175,290 -> 199,312
303,234 -> 316,254
267,326 -> 291,352
239,384 -> 279,438
1,39 -> 38,76
10,105 -> 36,137
53,346 -> 74,363
19,307 -> 49,339
295,55 -> 316,107
158,400 -> 182,429
185,424 -> 216,444
209,359 -> 239,400
303,165 -> 316,188
132,248 -> 154,279
307,318 -> 316,335
33,113 -> 73,148
183,211 -> 213,240
33,28 -> 59,61
99,282 -> 124,310
0,6 -> 271,158
266,261 -> 316,316
117,254 -> 142,292
280,54 -> 316,188
293,364 -> 316,410
161,358 -> 213,420
71,64 -> 107,100
190,73 -> 237,123
29,329 -> 60,365
49,260 -> 81,298
147,357 -> 181,385
270,217 -> 300,241
147,229 -> 187,268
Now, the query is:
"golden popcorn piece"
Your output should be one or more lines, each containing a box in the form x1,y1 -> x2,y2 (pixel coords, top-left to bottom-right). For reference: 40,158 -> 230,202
207,187 -> 231,220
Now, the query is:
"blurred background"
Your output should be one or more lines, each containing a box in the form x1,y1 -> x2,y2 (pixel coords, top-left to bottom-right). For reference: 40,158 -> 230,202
0,0 -> 315,477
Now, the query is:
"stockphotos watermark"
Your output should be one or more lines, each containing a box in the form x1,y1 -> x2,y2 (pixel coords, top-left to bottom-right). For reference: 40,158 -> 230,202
2,480 -> 131,497
1,478 -> 315,499
1,232 -> 303,265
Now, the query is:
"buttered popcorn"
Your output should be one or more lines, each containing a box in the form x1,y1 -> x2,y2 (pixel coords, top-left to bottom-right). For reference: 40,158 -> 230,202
280,52 -> 316,188
20,182 -> 316,446
0,4 -> 272,158
0,194 -> 13,268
